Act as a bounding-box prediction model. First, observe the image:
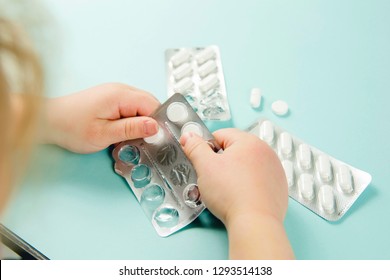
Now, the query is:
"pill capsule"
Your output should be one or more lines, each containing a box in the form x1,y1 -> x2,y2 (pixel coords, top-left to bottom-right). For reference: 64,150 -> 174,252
297,144 -> 312,170
167,102 -> 189,123
181,121 -> 204,137
172,62 -> 192,81
279,132 -> 293,158
316,155 -> 333,182
271,100 -> 289,116
170,49 -> 191,67
319,185 -> 336,214
250,88 -> 262,109
282,160 -> 294,188
173,76 -> 193,93
199,73 -> 219,93
259,120 -> 274,145
198,59 -> 217,78
298,173 -> 315,201
195,47 -> 216,65
337,164 -> 354,193
144,125 -> 164,145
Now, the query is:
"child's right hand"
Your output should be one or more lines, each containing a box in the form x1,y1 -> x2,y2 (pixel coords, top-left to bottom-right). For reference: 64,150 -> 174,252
180,128 -> 288,225
180,128 -> 295,259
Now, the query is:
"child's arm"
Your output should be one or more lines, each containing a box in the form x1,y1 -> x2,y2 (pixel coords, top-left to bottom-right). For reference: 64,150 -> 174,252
180,129 -> 295,259
226,212 -> 294,259
40,83 -> 160,153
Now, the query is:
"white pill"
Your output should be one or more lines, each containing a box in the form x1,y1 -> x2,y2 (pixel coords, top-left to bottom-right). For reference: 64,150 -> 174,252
170,49 -> 191,67
144,125 -> 164,144
316,155 -> 333,182
172,62 -> 192,80
298,144 -> 312,170
319,185 -> 335,214
195,47 -> 215,65
337,164 -> 354,193
250,88 -> 262,109
298,173 -> 315,201
271,100 -> 289,116
282,160 -> 294,188
198,60 -> 217,78
279,132 -> 293,158
259,120 -> 274,145
166,102 -> 189,123
199,73 -> 219,93
173,77 -> 193,93
181,122 -> 204,137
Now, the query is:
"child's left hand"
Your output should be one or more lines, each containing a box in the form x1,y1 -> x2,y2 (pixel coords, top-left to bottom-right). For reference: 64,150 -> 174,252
41,83 -> 160,153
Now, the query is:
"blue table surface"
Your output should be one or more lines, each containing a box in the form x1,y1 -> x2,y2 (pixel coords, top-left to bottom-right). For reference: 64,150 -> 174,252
3,0 -> 390,259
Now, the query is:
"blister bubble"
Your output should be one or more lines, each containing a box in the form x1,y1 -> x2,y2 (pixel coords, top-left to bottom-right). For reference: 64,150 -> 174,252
154,206 -> 180,228
119,145 -> 140,165
131,164 -> 152,188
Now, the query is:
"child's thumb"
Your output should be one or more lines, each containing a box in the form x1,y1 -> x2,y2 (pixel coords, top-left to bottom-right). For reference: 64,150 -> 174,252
107,116 -> 158,143
180,132 -> 214,171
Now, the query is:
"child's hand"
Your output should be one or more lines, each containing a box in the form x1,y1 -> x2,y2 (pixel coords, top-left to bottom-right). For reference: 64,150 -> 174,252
180,128 -> 294,259
180,128 -> 287,224
41,83 -> 160,153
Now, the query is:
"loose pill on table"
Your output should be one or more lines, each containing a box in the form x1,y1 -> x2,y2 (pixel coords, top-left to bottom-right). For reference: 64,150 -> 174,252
282,160 -> 294,188
271,100 -> 289,116
319,185 -> 336,214
259,120 -> 274,145
298,144 -> 312,170
337,164 -> 354,193
170,49 -> 191,67
250,88 -> 262,109
166,102 -> 189,123
316,155 -> 333,182
279,132 -> 293,158
199,73 -> 219,93
298,173 -> 315,201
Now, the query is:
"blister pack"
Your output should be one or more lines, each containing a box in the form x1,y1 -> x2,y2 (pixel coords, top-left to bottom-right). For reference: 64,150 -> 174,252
247,119 -> 372,221
165,45 -> 231,121
112,93 -> 220,236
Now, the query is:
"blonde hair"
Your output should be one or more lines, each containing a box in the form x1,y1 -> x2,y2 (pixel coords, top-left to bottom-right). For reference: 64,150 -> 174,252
0,17 -> 43,210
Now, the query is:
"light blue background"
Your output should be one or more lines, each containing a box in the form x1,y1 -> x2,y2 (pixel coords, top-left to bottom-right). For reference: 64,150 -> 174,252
3,0 -> 390,259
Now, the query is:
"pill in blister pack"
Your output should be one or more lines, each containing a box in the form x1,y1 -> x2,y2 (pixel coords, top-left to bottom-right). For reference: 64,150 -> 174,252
247,119 -> 372,221
112,93 -> 220,236
165,45 -> 231,121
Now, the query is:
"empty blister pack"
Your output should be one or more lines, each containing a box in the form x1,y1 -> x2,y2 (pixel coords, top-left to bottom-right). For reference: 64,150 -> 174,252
247,119 -> 372,221
112,93 -> 220,236
165,45 -> 231,121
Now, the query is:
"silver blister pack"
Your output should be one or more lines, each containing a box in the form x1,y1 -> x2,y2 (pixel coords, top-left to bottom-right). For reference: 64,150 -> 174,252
165,45 -> 231,121
248,119 -> 372,221
112,93 -> 220,236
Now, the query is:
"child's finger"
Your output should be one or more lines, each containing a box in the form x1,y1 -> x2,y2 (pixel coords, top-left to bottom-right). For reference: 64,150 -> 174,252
104,116 -> 158,143
180,132 -> 215,172
213,128 -> 251,149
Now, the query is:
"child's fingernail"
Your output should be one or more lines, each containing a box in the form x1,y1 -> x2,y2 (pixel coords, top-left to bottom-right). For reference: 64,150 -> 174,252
180,132 -> 194,146
144,120 -> 158,135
